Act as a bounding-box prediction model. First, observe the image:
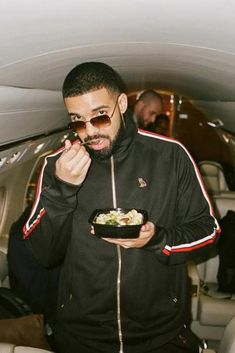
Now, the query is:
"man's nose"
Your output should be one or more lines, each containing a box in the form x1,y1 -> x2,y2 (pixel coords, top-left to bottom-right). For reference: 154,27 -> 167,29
85,120 -> 99,135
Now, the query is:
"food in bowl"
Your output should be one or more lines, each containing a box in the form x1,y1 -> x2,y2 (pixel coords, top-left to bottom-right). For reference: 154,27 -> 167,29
95,209 -> 144,226
89,208 -> 148,238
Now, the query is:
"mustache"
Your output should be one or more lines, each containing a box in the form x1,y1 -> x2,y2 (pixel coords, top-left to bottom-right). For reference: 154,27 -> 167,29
84,134 -> 110,143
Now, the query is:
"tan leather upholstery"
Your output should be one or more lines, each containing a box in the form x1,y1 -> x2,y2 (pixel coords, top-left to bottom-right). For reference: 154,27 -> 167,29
190,163 -> 235,341
198,160 -> 229,195
202,316 -> 235,353
0,343 -> 15,353
213,195 -> 235,219
198,160 -> 235,221
14,348 -> 53,353
0,344 -> 52,353
199,293 -> 235,326
190,249 -> 235,341
218,316 -> 235,353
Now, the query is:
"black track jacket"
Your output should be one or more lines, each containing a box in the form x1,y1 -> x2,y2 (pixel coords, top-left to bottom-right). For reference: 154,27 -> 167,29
23,116 -> 219,353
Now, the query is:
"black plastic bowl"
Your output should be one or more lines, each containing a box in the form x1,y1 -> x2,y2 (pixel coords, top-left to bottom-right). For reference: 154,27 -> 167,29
89,208 -> 148,239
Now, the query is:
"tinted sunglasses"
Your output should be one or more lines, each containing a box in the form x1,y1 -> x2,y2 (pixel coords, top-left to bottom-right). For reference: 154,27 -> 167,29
68,96 -> 119,133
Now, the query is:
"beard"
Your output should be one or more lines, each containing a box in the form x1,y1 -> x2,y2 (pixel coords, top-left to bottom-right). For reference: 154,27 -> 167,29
135,112 -> 146,129
84,122 -> 125,161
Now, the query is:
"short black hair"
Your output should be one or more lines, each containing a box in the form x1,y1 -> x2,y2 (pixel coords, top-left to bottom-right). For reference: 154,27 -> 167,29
137,89 -> 162,103
62,62 -> 126,98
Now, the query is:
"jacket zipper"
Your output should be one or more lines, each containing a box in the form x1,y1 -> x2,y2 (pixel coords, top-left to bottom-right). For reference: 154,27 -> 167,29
111,156 -> 124,353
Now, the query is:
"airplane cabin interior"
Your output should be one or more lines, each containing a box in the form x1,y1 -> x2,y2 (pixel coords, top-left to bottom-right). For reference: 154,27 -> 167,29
0,0 -> 235,352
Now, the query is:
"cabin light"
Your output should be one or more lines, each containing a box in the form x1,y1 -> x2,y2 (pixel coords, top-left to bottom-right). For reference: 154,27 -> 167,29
179,97 -> 182,105
207,119 -> 223,128
170,95 -> 174,104
34,143 -> 45,154
207,122 -> 216,127
179,113 -> 188,119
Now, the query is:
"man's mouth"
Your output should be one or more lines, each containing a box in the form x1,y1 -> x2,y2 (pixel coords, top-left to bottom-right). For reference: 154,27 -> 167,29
87,138 -> 107,150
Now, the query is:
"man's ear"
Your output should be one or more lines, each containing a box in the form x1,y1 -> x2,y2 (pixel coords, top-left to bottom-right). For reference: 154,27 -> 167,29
118,93 -> 128,114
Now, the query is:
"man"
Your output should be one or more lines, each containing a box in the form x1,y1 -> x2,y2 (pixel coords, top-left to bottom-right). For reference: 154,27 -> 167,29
133,89 -> 163,129
23,62 -> 219,353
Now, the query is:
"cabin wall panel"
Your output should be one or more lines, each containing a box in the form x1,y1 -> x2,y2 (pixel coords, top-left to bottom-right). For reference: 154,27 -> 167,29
0,159 -> 35,252
0,131 -> 70,252
0,86 -> 68,146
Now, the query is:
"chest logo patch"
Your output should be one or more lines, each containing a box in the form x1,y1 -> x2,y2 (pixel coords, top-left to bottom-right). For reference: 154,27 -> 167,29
138,177 -> 147,188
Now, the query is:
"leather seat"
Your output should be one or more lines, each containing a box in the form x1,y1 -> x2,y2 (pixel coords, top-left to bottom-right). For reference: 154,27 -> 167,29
189,250 -> 235,341
218,315 -> 235,353
198,160 -> 229,195
198,160 -> 235,219
203,316 -> 235,353
213,194 -> 235,219
189,161 -> 235,341
0,344 -> 53,353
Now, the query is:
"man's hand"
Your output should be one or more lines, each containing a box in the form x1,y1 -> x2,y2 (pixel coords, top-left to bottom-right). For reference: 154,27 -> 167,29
98,221 -> 155,248
56,139 -> 91,185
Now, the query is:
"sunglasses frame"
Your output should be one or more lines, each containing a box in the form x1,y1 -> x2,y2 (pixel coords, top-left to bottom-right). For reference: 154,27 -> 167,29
68,96 -> 120,133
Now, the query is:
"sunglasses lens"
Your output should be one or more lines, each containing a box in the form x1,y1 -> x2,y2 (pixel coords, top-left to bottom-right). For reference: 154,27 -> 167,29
90,115 -> 111,129
68,121 -> 86,133
68,115 -> 111,133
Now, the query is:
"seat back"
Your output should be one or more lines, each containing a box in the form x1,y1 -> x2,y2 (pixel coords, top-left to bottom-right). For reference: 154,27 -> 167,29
198,160 -> 235,221
218,316 -> 235,353
196,253 -> 219,284
190,161 -> 235,341
198,160 -> 229,195
213,195 -> 235,219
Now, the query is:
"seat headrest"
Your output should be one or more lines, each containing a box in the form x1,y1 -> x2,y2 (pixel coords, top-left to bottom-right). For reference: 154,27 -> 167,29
198,160 -> 229,194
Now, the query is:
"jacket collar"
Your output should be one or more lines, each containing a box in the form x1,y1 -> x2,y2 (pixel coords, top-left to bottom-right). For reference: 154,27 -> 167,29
112,111 -> 137,160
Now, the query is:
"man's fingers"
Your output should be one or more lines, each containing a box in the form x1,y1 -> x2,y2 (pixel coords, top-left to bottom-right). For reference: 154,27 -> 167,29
64,139 -> 72,151
60,143 -> 91,172
56,139 -> 91,185
74,157 -> 91,176
62,142 -> 86,161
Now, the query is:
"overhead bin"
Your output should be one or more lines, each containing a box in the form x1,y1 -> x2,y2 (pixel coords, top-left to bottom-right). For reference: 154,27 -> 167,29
0,86 -> 68,146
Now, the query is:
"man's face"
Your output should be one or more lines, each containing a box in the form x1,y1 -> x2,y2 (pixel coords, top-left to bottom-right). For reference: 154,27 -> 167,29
137,100 -> 162,128
65,88 -> 127,159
